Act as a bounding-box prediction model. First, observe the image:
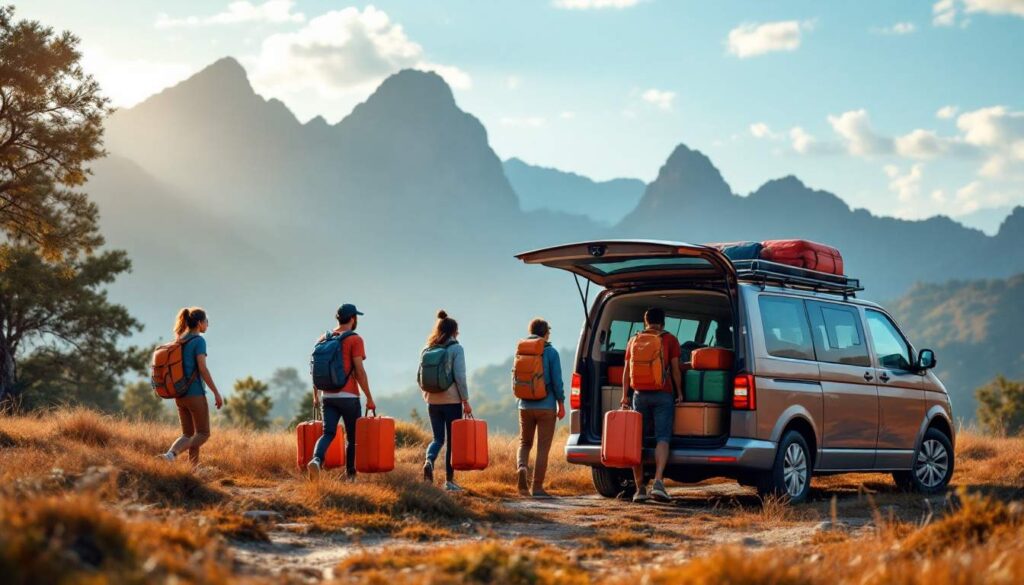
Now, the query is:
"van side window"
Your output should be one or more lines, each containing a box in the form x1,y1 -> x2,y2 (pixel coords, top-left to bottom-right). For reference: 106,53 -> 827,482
605,320 -> 640,351
665,317 -> 700,343
758,296 -> 815,361
807,302 -> 871,367
865,310 -> 912,370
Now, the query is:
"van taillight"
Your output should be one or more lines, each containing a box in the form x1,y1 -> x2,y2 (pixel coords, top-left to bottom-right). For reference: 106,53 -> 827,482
733,374 -> 756,410
570,373 -> 581,409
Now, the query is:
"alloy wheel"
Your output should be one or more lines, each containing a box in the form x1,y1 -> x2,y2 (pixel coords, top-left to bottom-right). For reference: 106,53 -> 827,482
783,442 -> 808,497
915,439 -> 949,488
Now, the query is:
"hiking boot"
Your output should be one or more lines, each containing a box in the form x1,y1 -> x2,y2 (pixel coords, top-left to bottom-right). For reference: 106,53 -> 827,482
517,466 -> 530,496
632,486 -> 650,503
423,460 -> 434,483
306,458 -> 322,478
531,488 -> 553,499
651,479 -> 671,502
445,481 -> 464,492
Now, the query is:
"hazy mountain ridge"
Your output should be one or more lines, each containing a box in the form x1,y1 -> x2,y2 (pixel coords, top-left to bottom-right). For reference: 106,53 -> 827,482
503,158 -> 645,224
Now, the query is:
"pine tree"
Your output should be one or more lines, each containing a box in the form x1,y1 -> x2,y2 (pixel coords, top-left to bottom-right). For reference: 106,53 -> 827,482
121,380 -> 168,421
222,376 -> 273,430
290,390 -> 316,429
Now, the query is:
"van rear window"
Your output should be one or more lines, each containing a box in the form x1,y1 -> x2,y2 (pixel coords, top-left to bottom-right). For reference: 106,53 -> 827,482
584,257 -> 712,276
758,296 -> 815,361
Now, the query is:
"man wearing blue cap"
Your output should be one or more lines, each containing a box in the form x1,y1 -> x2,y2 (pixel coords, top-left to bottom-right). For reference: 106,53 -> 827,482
309,303 -> 376,479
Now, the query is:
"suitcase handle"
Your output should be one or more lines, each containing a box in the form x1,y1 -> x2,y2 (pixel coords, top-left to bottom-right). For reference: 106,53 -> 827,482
364,407 -> 377,417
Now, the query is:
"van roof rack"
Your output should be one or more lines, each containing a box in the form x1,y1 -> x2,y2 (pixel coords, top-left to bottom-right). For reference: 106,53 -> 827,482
731,259 -> 863,297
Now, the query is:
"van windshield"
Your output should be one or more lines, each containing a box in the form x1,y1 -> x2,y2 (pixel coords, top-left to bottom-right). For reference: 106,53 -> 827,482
603,316 -> 702,352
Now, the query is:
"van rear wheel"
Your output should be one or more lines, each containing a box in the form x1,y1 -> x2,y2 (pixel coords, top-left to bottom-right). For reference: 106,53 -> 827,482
592,467 -> 636,498
756,430 -> 812,504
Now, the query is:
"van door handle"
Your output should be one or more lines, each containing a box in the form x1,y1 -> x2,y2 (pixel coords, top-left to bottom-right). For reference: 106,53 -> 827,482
863,371 -> 874,381
879,373 -> 890,382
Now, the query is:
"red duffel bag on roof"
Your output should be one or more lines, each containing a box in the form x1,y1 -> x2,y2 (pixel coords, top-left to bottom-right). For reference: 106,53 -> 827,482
761,240 -> 844,275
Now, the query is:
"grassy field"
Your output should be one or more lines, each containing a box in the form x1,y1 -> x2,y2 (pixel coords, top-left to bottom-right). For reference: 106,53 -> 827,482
1,408 -> 1022,584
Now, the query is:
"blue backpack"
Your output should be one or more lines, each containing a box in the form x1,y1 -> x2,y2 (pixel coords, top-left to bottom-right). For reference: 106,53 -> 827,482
310,331 -> 357,391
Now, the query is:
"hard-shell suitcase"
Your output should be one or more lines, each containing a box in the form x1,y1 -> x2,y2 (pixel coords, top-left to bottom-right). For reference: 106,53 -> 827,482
673,403 -> 725,436
761,239 -> 844,275
601,408 -> 642,468
607,365 -> 625,386
355,409 -> 395,473
451,415 -> 488,471
684,370 -> 731,403
690,347 -> 734,370
601,385 -> 622,420
296,403 -> 344,470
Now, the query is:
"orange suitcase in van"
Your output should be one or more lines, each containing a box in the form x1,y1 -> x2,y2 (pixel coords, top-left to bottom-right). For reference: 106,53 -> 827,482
451,416 -> 488,471
691,348 -> 734,370
296,414 -> 344,470
355,410 -> 395,473
601,409 -> 642,468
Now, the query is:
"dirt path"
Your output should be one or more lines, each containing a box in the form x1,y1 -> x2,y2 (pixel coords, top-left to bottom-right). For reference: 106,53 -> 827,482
229,481 -> 925,581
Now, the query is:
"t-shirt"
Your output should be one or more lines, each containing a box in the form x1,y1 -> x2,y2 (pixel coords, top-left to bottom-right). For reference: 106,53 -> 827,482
625,330 -> 682,394
322,332 -> 366,399
180,333 -> 208,397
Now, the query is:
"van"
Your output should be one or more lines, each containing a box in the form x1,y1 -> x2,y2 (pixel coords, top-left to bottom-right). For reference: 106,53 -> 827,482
516,240 -> 954,503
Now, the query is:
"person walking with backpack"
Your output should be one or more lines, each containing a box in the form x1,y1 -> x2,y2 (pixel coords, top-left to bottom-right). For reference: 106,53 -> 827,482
514,318 -> 565,498
620,307 -> 683,503
418,310 -> 472,491
159,307 -> 223,467
308,303 -> 376,480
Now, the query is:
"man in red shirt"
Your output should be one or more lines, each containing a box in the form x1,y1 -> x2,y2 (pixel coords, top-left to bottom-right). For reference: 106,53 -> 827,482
620,308 -> 683,502
309,303 -> 376,479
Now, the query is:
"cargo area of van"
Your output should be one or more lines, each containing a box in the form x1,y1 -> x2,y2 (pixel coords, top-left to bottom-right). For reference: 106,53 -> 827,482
583,289 -> 737,448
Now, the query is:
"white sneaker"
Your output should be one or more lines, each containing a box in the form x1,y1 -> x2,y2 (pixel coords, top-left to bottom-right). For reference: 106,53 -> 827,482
306,458 -> 322,477
632,486 -> 649,503
158,451 -> 175,462
445,481 -> 464,492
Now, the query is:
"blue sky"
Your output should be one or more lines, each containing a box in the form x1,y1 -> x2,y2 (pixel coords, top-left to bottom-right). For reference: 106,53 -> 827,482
20,0 -> 1024,230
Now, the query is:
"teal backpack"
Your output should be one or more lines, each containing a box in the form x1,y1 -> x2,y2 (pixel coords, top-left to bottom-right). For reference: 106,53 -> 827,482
418,341 -> 458,393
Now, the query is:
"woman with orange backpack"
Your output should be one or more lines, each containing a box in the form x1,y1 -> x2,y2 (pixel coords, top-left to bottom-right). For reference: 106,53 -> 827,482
158,307 -> 223,467
513,318 -> 565,498
418,310 -> 472,491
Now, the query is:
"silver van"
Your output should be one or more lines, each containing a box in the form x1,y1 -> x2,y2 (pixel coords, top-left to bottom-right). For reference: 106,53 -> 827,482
516,240 -> 954,503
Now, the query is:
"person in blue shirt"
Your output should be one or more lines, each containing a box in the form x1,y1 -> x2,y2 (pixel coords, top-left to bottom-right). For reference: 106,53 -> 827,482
516,318 -> 565,498
159,307 -> 223,467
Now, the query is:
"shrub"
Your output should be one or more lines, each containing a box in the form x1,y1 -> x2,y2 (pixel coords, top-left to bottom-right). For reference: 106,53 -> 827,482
976,376 -> 1024,436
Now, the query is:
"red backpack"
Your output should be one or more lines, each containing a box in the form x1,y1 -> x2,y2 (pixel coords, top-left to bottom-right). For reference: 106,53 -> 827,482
150,337 -> 200,399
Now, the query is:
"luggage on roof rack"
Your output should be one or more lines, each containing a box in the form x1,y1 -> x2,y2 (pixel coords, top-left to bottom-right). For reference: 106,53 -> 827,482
731,259 -> 863,296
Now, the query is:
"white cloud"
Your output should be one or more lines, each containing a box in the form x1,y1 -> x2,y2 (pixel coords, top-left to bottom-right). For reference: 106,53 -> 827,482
641,88 -> 676,111
828,109 -> 893,156
964,0 -> 1024,17
749,122 -> 774,139
956,106 -> 1024,147
789,126 -> 823,154
885,163 -> 924,203
936,105 -> 959,119
156,0 -> 304,28
249,6 -> 470,116
553,0 -> 641,9
81,47 -> 193,108
499,116 -> 546,128
894,129 -> 953,159
727,20 -> 807,58
872,22 -> 917,34
933,0 -> 958,26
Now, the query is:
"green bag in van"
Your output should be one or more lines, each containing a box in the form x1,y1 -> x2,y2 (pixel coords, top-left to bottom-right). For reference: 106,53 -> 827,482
684,370 -> 730,403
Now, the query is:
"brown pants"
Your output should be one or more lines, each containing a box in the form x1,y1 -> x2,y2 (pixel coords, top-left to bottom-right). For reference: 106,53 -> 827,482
169,395 -> 210,465
518,409 -> 557,489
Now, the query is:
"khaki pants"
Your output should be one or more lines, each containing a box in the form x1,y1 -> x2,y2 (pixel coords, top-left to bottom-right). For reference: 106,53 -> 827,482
169,395 -> 210,465
518,409 -> 557,489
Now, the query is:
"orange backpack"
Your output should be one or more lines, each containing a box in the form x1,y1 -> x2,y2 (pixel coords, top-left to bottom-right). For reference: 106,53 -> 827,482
629,330 -> 668,391
512,338 -> 548,400
150,337 -> 200,399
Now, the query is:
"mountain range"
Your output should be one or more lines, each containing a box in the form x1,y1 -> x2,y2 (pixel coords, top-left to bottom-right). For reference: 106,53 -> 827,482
87,57 -> 1022,412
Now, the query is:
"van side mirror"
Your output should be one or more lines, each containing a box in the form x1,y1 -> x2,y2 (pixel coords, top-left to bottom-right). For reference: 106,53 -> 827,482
916,349 -> 936,371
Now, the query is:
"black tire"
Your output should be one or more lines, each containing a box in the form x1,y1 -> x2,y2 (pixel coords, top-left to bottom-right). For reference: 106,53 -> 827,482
893,428 -> 954,494
756,430 -> 812,504
592,466 -> 636,498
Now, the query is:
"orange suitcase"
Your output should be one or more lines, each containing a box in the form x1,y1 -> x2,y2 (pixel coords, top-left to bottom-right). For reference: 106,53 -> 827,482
451,416 -> 488,471
296,418 -> 344,470
355,410 -> 395,473
601,408 -> 642,468
691,347 -> 734,370
607,365 -> 625,386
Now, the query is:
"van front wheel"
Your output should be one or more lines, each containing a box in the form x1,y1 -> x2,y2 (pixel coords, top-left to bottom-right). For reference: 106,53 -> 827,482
756,430 -> 812,504
592,467 -> 636,498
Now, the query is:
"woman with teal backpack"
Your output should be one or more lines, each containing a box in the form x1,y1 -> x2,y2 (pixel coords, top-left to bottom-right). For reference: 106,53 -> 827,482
418,310 -> 472,491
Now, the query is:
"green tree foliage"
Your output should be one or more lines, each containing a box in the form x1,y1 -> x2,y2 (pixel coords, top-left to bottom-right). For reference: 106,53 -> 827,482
290,390 -> 315,429
222,376 -> 273,430
976,376 -> 1024,437
121,380 -> 168,422
0,6 -> 109,261
1,247 -> 142,412
267,367 -> 306,424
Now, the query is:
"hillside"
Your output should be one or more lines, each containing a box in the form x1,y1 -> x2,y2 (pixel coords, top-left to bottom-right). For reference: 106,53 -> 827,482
503,157 -> 645,224
889,273 -> 1024,419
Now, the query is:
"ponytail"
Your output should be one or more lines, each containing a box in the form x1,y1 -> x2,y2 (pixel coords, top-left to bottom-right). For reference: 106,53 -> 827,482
426,309 -> 458,347
173,307 -> 207,336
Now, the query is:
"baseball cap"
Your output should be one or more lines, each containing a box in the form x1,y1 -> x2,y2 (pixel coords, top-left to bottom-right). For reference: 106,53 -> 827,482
336,303 -> 364,320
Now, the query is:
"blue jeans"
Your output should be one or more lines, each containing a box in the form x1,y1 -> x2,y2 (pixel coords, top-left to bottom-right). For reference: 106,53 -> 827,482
633,391 -> 674,445
425,403 -> 463,481
314,398 -> 361,475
